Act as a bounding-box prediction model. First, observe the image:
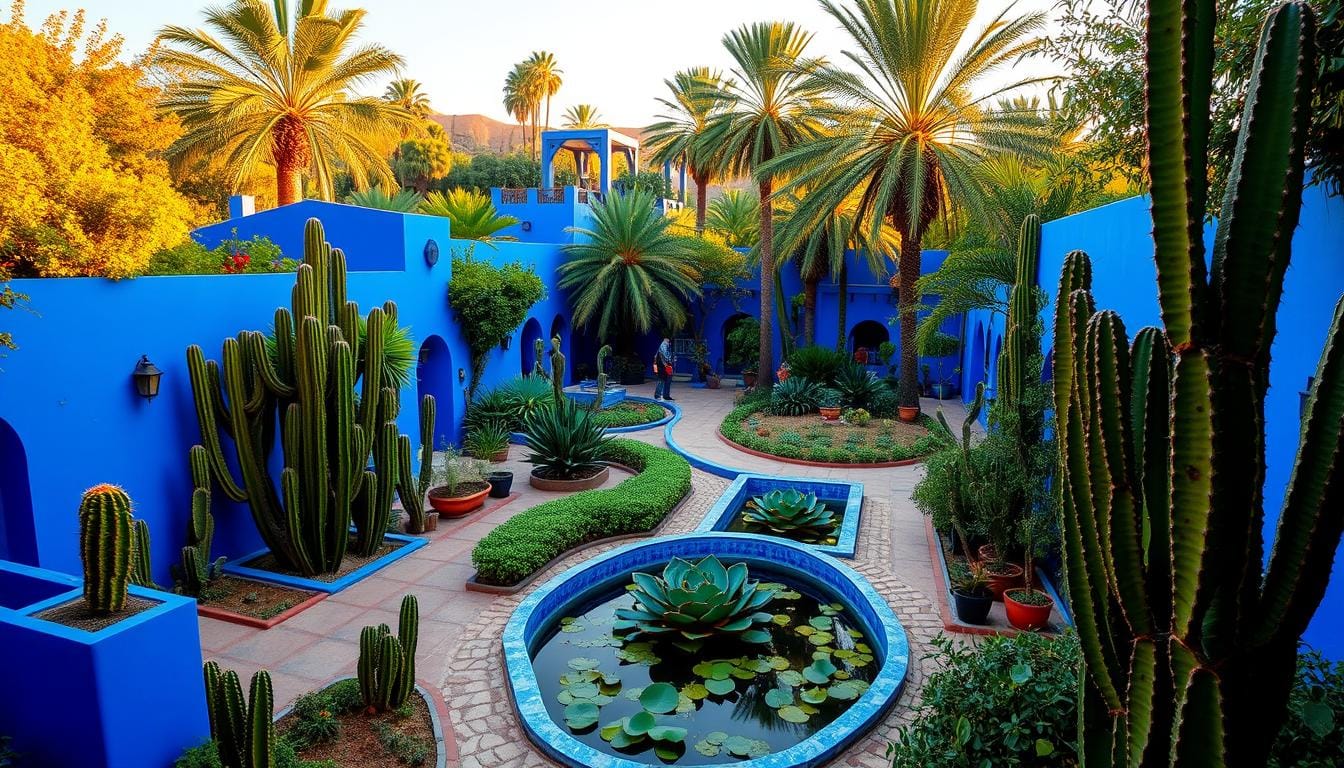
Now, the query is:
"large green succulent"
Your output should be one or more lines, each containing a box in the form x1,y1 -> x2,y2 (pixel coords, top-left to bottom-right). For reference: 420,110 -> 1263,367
614,556 -> 779,652
743,489 -> 838,542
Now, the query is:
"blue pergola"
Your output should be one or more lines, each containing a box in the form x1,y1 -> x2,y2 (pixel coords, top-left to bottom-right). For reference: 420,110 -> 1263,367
540,128 -> 640,196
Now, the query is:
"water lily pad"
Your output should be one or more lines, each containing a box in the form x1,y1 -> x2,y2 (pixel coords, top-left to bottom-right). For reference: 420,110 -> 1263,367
610,729 -> 644,749
833,670 -> 852,681
709,661 -> 734,680
623,686 -> 644,701
694,740 -> 721,757
560,621 -> 586,634
777,590 -> 802,600
705,677 -> 736,696
797,702 -> 820,715
567,682 -> 600,700
616,642 -> 661,665
730,666 -> 757,680
771,613 -> 791,626
625,711 -> 656,736
778,705 -> 810,724
568,657 -> 600,671
602,672 -> 621,685
675,693 -> 695,714
560,670 -> 600,685
654,744 -> 682,762
855,643 -> 872,654
704,731 -> 728,745
777,670 -> 805,687
809,616 -> 833,630
796,625 -> 816,637
564,702 -> 600,729
833,649 -> 855,659
649,725 -> 687,743
640,683 -> 680,714
682,682 -> 708,700
741,628 -> 772,644
808,631 -> 835,646
725,735 -> 769,758
764,688 -> 793,709
800,687 -> 828,704
767,655 -> 790,670
804,658 -> 837,684
600,721 -> 624,742
828,681 -> 863,700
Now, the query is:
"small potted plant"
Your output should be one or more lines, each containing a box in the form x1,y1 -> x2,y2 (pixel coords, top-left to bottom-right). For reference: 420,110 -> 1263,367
983,557 -> 1025,601
897,380 -> 920,423
463,422 -> 511,463
950,562 -> 993,625
742,368 -> 758,388
818,388 -> 842,421
842,407 -> 871,427
427,445 -> 492,518
1004,513 -> 1055,629
706,370 -> 722,389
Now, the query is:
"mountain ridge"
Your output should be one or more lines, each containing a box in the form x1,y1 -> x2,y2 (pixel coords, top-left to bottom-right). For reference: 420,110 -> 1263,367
430,113 -> 646,154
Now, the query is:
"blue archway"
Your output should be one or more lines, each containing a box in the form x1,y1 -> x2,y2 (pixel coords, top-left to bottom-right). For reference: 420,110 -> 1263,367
0,418 -> 38,564
520,317 -> 544,377
416,335 -> 456,449
721,312 -> 752,374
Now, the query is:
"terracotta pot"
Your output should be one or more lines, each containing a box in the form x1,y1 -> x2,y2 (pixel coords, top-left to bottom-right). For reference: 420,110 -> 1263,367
743,372 -> 758,388
952,587 -> 993,625
422,512 -> 438,532
706,376 -> 721,390
977,544 -> 999,563
898,405 -> 920,423
984,562 -> 1025,601
819,406 -> 842,421
1004,588 -> 1055,631
529,465 -> 610,492
427,483 -> 491,518
490,447 -> 510,463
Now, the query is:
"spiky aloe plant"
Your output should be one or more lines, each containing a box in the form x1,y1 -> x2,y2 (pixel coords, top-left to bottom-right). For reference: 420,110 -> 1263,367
1054,3 -> 1341,764
613,555 -> 779,652
203,661 -> 274,768
396,394 -> 437,534
187,218 -> 411,575
742,488 -> 838,541
79,484 -> 133,613
358,594 -> 419,711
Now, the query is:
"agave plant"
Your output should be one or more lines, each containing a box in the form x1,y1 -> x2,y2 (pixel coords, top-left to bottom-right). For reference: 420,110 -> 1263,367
743,489 -> 838,541
614,555 -> 779,652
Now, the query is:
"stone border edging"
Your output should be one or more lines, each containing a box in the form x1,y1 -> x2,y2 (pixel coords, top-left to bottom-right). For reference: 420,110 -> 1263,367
463,484 -> 695,596
716,430 -> 927,469
272,677 -> 449,768
196,588 -> 326,630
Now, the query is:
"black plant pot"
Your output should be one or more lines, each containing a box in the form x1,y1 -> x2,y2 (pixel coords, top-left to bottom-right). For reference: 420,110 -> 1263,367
952,588 -> 994,625
487,471 -> 514,498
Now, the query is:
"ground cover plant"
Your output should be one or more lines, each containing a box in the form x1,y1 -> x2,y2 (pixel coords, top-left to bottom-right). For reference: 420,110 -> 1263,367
721,391 -> 946,464
471,440 -> 691,585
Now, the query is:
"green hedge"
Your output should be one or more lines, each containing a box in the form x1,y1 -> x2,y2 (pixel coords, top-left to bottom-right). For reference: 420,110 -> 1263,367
719,401 -> 948,464
588,401 -> 667,429
471,439 -> 692,586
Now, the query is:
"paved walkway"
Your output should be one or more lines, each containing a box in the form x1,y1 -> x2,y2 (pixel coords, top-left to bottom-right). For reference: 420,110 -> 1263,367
199,381 -> 965,766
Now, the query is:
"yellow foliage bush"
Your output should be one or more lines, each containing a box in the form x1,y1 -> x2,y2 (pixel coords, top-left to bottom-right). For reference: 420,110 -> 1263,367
0,7 -> 192,278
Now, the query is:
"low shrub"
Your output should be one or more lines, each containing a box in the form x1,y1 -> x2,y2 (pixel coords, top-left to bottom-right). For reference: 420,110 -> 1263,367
471,440 -> 691,585
770,377 -> 823,416
146,233 -> 294,276
889,632 -> 1080,767
587,401 -> 666,429
834,362 -> 884,408
787,345 -> 847,385
1269,648 -> 1344,767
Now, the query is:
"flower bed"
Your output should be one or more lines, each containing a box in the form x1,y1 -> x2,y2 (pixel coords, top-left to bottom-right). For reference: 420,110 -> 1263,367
587,401 -> 667,429
719,401 -> 947,465
470,440 -> 692,587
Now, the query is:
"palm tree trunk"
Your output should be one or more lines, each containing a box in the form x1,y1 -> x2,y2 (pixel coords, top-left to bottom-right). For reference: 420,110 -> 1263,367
897,227 -> 922,410
758,177 -> 775,383
694,174 -> 708,235
273,116 -> 308,206
803,277 -> 818,346
835,261 -> 848,352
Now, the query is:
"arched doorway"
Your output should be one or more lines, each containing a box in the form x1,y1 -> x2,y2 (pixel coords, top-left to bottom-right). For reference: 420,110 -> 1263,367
520,318 -> 543,377
416,336 -> 456,449
721,313 -> 752,374
550,314 -> 569,385
847,320 -> 889,367
0,419 -> 37,564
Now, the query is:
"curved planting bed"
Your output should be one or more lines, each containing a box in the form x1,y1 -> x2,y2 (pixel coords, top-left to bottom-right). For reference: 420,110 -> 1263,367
719,401 -> 947,467
504,533 -> 909,767
471,440 -> 692,587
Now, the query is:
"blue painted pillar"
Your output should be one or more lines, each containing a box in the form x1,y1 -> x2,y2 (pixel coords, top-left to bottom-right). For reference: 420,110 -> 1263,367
663,159 -> 672,194
679,159 -> 688,203
598,139 -> 612,195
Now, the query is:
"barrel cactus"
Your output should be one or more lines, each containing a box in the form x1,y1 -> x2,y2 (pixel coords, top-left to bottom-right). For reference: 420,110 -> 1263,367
742,488 -> 837,541
358,594 -> 419,712
186,218 -> 414,575
614,556 -> 779,652
203,661 -> 274,768
1054,3 -> 1342,764
79,484 -> 133,614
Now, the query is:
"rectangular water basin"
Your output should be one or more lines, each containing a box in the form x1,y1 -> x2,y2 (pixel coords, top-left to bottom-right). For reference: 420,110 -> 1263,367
564,383 -> 627,408
696,473 -> 863,558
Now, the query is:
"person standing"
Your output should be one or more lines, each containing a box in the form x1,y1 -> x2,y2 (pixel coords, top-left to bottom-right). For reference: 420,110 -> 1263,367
653,337 -> 675,401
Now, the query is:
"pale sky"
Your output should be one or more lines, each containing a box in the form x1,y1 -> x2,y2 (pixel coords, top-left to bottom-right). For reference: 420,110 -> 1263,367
20,0 -> 1059,127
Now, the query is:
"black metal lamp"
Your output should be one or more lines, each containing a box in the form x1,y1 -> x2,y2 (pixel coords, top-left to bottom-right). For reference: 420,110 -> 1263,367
501,334 -> 513,351
458,367 -> 467,383
132,355 -> 163,400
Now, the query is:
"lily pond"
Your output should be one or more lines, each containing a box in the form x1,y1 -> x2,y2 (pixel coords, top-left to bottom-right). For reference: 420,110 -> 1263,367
530,558 -> 877,764
723,496 -> 847,547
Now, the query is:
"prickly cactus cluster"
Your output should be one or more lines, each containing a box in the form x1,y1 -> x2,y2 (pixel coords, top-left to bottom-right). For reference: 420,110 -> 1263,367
1053,2 -> 1343,764
996,213 -> 1040,412
79,484 -> 134,614
396,394 -> 437,534
203,661 -> 274,768
176,445 -> 226,596
358,594 -> 419,711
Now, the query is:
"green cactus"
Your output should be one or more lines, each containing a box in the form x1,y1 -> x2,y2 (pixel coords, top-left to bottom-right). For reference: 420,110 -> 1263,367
996,213 -> 1041,412
128,518 -> 156,589
358,594 -> 419,711
587,344 -> 612,413
549,334 -> 566,403
203,661 -> 275,768
532,337 -> 549,381
396,395 -> 437,534
187,218 -> 415,575
1054,3 -> 1339,764
176,445 -> 226,596
79,484 -> 133,613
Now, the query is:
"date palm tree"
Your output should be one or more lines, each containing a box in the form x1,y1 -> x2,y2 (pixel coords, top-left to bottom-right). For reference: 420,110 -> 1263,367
558,188 -> 705,344
701,22 -> 827,384
562,104 -> 606,128
503,63 -> 538,157
761,0 -> 1053,411
526,50 -> 563,143
384,78 -> 431,120
156,0 -> 412,206
645,68 -> 731,234
704,190 -> 760,247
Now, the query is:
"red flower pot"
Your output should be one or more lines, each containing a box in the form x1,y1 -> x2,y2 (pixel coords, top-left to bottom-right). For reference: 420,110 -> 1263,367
897,405 -> 920,423
427,483 -> 491,518
984,562 -> 1025,601
1004,588 -> 1054,631
819,406 -> 841,421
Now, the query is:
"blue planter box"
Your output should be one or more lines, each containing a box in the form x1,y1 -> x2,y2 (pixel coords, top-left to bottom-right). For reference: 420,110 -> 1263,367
563,384 -> 627,408
222,532 -> 427,593
0,560 -> 209,767
695,474 -> 864,558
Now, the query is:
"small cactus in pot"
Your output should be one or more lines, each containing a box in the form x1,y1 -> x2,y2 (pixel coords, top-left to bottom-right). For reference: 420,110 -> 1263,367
79,484 -> 134,614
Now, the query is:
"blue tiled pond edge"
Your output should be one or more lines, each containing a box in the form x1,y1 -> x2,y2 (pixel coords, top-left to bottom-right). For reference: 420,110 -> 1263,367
502,533 -> 910,768
222,533 -> 427,593
659,400 -> 754,479
695,474 -> 864,559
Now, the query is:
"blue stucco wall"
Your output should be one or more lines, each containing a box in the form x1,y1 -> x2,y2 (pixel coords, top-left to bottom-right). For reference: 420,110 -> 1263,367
979,185 -> 1344,658
489,186 -> 597,245
0,202 -> 574,588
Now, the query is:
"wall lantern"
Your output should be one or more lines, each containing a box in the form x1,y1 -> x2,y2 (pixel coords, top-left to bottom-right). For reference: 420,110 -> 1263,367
458,368 -> 467,384
501,334 -> 513,351
520,221 -> 533,232
132,355 -> 163,400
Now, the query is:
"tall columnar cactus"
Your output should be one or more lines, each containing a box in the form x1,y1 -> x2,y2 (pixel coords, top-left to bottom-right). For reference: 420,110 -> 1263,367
532,337 -> 549,381
129,518 -> 156,589
358,594 -> 419,711
79,484 -> 133,613
396,394 -> 437,534
1054,4 -> 1341,764
177,445 -> 226,596
203,661 -> 275,768
587,344 -> 613,413
549,334 -> 566,403
996,213 -> 1041,411
187,218 -> 412,575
